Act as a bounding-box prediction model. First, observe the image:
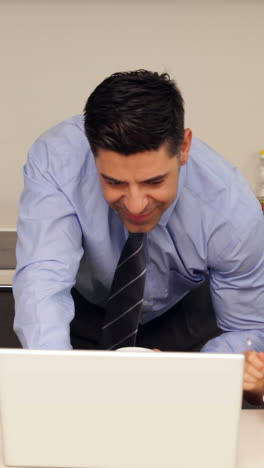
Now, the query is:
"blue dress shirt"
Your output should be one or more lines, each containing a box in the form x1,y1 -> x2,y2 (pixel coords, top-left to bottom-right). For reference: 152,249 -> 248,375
13,115 -> 264,351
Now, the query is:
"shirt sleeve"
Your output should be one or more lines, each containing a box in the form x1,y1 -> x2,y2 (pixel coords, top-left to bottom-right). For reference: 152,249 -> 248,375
201,215 -> 264,353
13,139 -> 84,349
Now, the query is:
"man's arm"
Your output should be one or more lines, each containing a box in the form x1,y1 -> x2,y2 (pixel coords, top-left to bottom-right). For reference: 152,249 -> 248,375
13,139 -> 84,349
201,215 -> 264,353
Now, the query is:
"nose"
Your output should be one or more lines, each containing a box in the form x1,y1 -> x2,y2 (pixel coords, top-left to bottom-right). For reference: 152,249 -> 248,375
123,188 -> 148,215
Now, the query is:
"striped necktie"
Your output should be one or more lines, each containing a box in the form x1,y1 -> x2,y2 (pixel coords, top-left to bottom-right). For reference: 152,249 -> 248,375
100,233 -> 146,350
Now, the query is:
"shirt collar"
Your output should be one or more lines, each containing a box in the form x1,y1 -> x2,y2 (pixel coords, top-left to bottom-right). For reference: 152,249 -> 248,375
158,163 -> 186,226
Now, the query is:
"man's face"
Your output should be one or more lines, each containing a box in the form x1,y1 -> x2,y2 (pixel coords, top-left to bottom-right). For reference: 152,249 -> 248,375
95,129 -> 192,233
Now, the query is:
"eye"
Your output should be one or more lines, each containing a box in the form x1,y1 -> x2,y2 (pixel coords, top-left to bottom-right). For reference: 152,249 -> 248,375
145,179 -> 164,186
105,180 -> 124,186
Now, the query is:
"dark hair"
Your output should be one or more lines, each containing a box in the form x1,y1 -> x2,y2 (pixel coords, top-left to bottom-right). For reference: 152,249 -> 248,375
84,70 -> 184,157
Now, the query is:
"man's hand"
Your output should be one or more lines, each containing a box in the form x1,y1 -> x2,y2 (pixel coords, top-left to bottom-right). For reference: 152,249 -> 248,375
243,350 -> 264,393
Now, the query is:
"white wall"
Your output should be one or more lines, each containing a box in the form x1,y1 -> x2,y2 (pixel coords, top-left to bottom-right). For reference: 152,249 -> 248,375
1,0 -> 263,228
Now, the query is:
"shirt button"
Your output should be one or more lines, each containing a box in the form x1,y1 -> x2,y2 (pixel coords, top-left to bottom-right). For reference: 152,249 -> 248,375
143,300 -> 149,306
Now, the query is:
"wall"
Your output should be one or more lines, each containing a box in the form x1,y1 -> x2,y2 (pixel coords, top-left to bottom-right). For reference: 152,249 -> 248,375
0,0 -> 263,229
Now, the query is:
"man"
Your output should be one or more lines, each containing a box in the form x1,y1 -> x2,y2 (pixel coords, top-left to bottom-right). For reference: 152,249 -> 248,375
13,70 -> 264,360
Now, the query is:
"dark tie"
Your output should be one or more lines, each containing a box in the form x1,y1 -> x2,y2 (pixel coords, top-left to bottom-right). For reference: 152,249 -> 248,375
100,233 -> 146,350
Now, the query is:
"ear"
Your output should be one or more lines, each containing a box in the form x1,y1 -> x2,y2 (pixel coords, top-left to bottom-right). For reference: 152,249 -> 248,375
180,128 -> 192,166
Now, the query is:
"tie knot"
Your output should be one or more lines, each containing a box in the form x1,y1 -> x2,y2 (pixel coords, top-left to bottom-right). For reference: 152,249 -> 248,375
116,232 -> 145,270
128,232 -> 144,244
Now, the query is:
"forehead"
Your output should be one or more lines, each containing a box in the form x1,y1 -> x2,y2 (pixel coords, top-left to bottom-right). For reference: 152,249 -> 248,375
95,146 -> 179,180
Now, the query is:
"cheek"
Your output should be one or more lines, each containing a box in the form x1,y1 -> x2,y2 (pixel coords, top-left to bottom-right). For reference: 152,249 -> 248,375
101,186 -> 123,204
152,184 -> 178,203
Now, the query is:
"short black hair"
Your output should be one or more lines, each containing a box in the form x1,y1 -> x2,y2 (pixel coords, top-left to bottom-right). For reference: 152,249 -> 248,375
84,70 -> 185,157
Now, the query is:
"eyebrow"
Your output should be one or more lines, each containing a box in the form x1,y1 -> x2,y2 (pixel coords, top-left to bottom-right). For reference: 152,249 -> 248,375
101,173 -> 169,184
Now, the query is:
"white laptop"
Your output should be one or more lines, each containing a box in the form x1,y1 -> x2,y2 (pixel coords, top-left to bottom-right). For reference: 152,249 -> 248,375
0,349 -> 244,468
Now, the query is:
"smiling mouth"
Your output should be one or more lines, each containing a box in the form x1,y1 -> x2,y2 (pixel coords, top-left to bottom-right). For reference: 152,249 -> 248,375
123,210 -> 155,223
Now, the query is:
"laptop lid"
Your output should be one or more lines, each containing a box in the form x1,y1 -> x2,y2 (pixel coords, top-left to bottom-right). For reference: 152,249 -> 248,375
0,349 -> 244,468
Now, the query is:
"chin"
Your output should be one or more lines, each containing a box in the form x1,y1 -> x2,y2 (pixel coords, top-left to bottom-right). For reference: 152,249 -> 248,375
126,226 -> 151,234
123,220 -> 158,233
117,210 -> 162,233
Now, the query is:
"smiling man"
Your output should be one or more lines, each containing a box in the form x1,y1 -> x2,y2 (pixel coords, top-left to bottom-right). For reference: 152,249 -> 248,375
95,140 -> 189,233
14,70 -> 264,362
